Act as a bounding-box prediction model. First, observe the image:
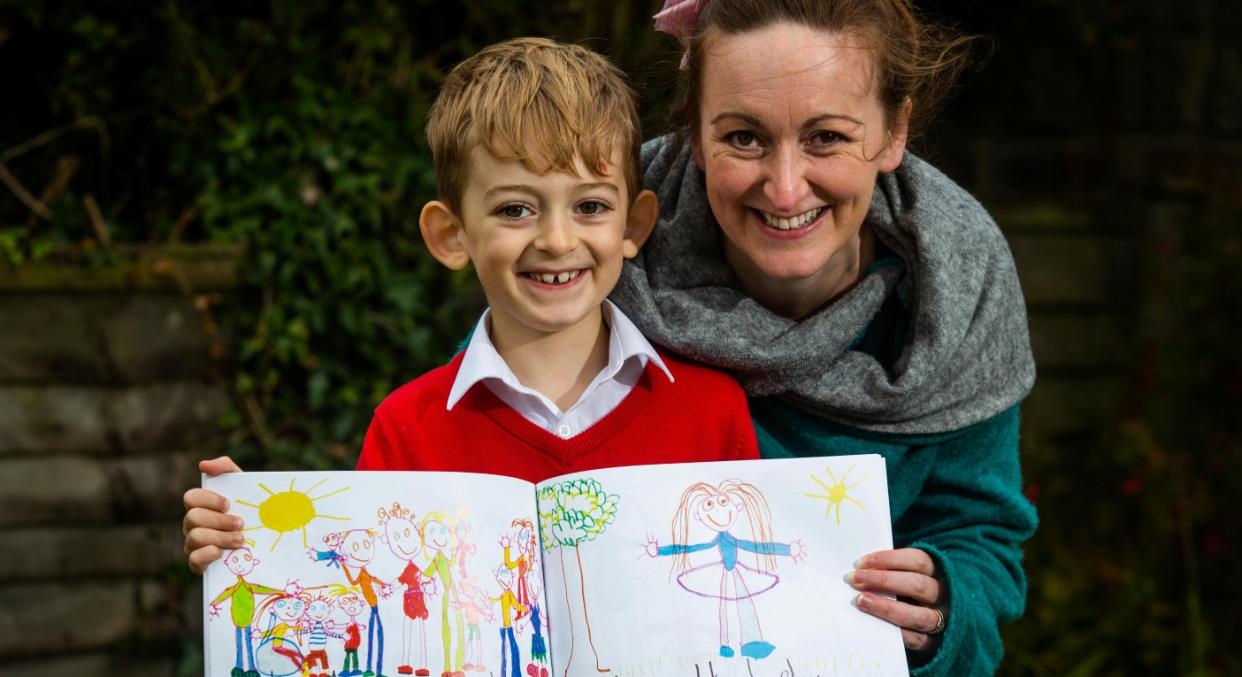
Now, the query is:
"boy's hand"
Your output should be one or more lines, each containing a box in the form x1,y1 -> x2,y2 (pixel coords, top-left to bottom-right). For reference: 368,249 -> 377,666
183,456 -> 244,574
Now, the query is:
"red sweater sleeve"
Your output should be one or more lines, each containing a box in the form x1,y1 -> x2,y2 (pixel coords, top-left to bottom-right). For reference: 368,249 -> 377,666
355,414 -> 391,470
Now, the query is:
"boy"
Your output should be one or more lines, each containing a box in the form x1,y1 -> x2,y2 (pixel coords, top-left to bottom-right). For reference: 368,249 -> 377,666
183,38 -> 756,567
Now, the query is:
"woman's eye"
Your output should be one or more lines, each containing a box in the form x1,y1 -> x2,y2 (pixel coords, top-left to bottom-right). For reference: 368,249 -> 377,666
577,200 -> 609,216
725,130 -> 761,149
498,204 -> 532,219
809,130 -> 846,147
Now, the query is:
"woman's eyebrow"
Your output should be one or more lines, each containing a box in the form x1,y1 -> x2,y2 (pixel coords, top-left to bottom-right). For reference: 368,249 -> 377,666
710,110 -> 864,129
802,113 -> 864,129
709,111 -> 764,127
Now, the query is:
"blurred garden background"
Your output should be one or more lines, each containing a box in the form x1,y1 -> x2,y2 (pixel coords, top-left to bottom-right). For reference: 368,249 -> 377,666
1,0 -> 1239,675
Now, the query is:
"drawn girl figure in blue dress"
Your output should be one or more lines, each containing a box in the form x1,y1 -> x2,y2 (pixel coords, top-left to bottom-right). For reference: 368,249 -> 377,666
643,479 -> 806,661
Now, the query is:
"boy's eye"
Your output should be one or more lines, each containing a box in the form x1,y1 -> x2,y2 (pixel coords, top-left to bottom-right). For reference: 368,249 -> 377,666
498,204 -> 533,219
576,200 -> 609,216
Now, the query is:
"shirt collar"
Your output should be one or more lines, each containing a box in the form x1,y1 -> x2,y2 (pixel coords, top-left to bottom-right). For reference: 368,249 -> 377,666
446,300 -> 673,412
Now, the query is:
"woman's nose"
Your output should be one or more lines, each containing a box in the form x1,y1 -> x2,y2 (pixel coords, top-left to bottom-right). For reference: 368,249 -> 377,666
763,145 -> 810,212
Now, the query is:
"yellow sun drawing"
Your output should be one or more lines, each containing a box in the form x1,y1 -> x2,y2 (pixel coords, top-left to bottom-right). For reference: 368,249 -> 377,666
805,464 -> 866,525
237,477 -> 350,550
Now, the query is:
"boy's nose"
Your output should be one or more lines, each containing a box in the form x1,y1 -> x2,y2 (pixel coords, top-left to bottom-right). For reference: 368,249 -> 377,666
535,213 -> 578,255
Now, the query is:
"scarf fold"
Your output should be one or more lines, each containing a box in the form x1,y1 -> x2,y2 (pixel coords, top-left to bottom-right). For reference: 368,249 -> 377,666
611,136 -> 1035,435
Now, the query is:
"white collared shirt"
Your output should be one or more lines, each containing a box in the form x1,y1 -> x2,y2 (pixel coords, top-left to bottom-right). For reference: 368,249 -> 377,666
446,300 -> 674,439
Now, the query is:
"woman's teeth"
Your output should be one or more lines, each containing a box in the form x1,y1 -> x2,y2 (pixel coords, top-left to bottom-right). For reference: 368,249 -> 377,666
525,270 -> 582,285
760,207 -> 824,230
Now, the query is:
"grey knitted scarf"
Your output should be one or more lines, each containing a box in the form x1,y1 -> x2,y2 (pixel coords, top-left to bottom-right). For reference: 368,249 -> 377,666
611,136 -> 1035,436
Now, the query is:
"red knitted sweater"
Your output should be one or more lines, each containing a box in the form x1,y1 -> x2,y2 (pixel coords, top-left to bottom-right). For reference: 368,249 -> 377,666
355,350 -> 758,482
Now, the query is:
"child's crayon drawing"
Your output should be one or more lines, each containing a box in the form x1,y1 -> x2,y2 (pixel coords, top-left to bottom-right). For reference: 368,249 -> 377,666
236,477 -> 350,550
209,542 -> 285,676
492,561 -> 528,677
537,477 -> 619,676
379,502 -> 436,676
805,463 -> 867,525
206,461 -> 905,677
422,509 -> 467,675
643,479 -> 806,661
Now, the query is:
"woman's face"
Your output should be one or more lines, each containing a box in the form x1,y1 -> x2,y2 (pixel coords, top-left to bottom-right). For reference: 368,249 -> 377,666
693,23 -> 907,305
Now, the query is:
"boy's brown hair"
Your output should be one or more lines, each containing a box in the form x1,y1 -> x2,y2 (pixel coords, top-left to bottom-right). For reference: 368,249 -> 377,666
425,37 -> 642,214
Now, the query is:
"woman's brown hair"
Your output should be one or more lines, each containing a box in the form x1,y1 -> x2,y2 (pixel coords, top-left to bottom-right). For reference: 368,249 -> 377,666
668,0 -> 981,145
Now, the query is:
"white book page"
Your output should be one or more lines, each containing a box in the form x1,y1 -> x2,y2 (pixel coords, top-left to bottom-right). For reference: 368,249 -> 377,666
535,456 -> 907,677
201,470 -> 544,677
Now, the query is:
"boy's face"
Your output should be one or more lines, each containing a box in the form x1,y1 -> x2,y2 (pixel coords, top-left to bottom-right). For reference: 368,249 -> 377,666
430,146 -> 654,344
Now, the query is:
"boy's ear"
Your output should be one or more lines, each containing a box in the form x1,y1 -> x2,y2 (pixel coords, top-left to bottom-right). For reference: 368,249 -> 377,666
622,189 -> 659,259
419,200 -> 470,270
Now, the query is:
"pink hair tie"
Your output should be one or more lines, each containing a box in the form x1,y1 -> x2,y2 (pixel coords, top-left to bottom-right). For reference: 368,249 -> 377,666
653,0 -> 710,69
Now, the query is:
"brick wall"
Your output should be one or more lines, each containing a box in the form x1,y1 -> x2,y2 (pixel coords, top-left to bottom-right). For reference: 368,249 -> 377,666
0,250 -> 235,675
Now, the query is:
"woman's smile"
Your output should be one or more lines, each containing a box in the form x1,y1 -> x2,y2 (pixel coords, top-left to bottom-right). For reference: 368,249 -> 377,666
751,206 -> 828,239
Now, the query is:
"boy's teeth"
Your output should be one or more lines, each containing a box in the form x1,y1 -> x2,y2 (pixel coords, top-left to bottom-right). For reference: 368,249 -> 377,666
528,270 -> 581,285
760,207 -> 823,230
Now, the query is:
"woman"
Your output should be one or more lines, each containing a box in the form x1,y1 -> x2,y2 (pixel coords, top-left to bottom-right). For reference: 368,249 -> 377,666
612,0 -> 1037,674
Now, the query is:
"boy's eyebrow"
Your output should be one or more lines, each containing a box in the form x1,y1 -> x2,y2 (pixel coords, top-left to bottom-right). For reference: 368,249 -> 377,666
576,182 -> 620,195
483,184 -> 541,200
482,182 -> 621,200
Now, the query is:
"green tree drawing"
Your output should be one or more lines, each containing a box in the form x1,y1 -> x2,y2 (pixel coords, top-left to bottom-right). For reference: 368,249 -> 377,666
537,478 -> 619,675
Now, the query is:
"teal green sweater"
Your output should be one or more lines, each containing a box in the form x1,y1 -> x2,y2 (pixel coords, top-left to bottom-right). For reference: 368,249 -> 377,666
752,399 -> 1037,676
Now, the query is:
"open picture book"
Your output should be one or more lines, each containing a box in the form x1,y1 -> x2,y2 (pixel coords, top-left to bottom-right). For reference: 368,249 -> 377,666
203,455 -> 907,677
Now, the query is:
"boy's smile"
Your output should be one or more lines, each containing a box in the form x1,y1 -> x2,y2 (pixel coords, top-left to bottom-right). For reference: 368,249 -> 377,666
422,146 -> 655,348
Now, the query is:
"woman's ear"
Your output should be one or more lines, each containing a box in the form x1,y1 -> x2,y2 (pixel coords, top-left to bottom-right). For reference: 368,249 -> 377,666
880,98 -> 912,173
622,189 -> 660,259
419,201 -> 470,270
690,133 -> 706,170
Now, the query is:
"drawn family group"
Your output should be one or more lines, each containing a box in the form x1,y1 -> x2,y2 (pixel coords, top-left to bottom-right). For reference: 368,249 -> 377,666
209,501 -> 548,677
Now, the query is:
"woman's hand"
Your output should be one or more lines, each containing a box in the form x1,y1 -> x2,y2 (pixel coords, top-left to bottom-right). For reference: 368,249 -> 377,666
182,456 -> 245,574
846,548 -> 945,652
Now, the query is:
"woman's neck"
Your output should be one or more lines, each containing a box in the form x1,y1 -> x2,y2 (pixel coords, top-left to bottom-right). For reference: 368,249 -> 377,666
727,227 -> 875,320
489,308 -> 610,411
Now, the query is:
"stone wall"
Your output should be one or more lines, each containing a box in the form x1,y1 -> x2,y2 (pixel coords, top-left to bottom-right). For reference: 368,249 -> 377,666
0,249 -> 236,675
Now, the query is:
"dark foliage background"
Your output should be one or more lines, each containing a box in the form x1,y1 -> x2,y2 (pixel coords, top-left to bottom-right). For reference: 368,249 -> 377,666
1,0 -> 1239,674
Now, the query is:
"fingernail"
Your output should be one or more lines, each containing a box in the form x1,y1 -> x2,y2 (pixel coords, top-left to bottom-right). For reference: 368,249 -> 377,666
844,570 -> 860,587
854,593 -> 869,609
232,532 -> 244,546
854,556 -> 868,568
232,516 -> 244,529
